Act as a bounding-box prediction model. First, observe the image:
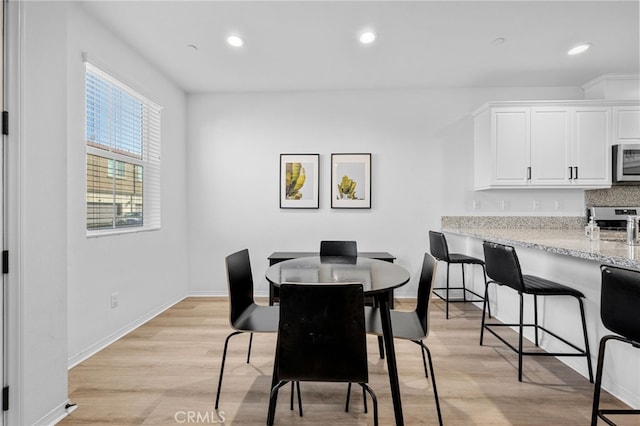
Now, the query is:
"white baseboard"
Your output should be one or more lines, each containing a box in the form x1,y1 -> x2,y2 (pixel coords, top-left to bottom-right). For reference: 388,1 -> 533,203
34,399 -> 74,426
67,295 -> 186,369
187,290 -> 227,297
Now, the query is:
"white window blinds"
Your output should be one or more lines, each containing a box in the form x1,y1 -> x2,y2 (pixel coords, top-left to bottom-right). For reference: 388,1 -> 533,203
85,63 -> 161,233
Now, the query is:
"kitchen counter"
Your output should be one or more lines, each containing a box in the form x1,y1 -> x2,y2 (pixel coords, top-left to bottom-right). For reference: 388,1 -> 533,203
442,227 -> 640,270
440,226 -> 640,408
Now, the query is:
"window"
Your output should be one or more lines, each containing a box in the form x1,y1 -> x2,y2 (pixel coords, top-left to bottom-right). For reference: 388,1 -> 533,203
107,159 -> 126,179
85,63 -> 161,233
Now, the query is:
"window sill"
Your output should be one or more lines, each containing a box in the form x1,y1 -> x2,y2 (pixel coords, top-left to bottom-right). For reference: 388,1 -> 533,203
86,226 -> 160,238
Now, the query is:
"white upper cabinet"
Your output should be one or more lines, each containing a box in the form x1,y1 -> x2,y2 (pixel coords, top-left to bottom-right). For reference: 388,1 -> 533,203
474,107 -> 531,188
573,106 -> 612,185
493,108 -> 530,185
474,100 -> 633,190
530,107 -> 571,185
613,106 -> 640,144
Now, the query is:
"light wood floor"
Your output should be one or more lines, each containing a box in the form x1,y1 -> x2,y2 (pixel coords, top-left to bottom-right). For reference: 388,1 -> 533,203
60,297 -> 637,425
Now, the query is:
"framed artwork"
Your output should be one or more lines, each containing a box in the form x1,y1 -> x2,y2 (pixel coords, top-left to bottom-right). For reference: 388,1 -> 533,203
331,153 -> 371,209
280,154 -> 320,209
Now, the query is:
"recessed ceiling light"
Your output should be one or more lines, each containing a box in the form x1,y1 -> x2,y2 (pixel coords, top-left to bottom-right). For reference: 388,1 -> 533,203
491,37 -> 505,46
568,43 -> 591,56
226,35 -> 245,48
359,31 -> 377,44
187,44 -> 198,51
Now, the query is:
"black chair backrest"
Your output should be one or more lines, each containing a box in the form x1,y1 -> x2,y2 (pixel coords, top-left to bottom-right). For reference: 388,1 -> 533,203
320,240 -> 358,258
225,249 -> 255,326
482,241 -> 526,292
429,231 -> 450,262
277,283 -> 368,383
601,265 -> 640,344
415,253 -> 438,334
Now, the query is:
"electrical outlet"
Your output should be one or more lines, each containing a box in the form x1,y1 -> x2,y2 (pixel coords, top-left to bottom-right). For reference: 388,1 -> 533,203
533,200 -> 541,210
473,200 -> 481,210
501,200 -> 510,211
111,292 -> 119,309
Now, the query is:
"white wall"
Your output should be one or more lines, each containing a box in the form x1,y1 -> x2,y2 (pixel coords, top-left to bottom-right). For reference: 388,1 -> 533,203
6,2 -> 189,424
66,4 -> 189,364
7,3 -> 70,424
186,86 -> 584,298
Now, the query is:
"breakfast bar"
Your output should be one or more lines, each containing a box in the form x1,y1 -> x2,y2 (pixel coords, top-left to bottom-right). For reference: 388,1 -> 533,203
442,226 -> 640,410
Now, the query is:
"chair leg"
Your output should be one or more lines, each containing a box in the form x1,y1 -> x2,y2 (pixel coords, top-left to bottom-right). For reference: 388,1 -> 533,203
267,381 -> 288,426
363,386 -> 368,413
361,384 -> 379,426
420,341 -> 429,378
481,265 -> 491,318
215,330 -> 243,410
533,295 -> 539,347
578,297 -> 594,383
410,339 -> 431,377
290,382 -> 294,411
423,343 -> 443,426
518,292 -> 524,382
445,263 -> 451,319
377,336 -> 385,359
591,337 -> 608,426
461,264 -> 467,302
372,297 -> 385,359
296,381 -> 303,417
345,382 -> 368,413
247,332 -> 254,363
345,382 -> 352,412
480,281 -> 491,345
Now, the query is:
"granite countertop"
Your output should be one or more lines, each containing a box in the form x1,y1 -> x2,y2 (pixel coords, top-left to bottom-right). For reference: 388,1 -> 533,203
442,227 -> 640,270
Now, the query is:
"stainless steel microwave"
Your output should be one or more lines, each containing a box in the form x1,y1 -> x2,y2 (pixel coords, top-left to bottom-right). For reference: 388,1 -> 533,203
613,144 -> 640,183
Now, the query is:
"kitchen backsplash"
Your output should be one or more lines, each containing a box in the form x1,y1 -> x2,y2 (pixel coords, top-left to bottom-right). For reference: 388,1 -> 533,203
585,185 -> 640,207
442,186 -> 639,230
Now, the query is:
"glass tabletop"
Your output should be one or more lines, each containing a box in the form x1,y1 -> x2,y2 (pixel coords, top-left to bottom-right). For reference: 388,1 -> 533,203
265,256 -> 410,295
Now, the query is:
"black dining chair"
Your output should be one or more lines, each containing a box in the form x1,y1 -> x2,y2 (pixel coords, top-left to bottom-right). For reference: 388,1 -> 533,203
361,252 -> 443,425
429,230 -> 488,319
320,240 -> 358,258
319,240 -> 387,359
215,249 -> 292,410
481,241 -> 593,383
269,241 -> 358,305
267,283 -> 378,426
591,265 -> 640,425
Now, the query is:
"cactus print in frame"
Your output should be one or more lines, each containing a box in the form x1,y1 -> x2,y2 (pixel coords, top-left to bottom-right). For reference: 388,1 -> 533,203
331,153 -> 371,209
280,154 -> 320,209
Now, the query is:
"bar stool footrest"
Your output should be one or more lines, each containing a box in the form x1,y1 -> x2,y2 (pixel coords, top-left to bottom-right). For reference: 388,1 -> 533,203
483,322 -> 589,356
432,287 -> 485,303
598,409 -> 640,426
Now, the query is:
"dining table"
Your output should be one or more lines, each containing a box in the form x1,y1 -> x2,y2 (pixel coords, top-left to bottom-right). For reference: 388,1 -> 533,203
265,255 -> 411,426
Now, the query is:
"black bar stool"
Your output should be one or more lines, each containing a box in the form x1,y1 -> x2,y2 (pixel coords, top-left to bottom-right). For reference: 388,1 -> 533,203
481,241 -> 594,383
591,265 -> 640,425
429,231 -> 488,319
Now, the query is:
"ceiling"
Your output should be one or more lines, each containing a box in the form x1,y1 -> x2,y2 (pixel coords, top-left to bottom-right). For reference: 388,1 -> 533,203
78,1 -> 640,93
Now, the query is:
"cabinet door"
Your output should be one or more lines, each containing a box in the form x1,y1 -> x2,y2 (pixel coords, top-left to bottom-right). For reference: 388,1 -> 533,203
492,108 -> 530,185
573,107 -> 611,185
613,106 -> 640,144
530,107 -> 571,185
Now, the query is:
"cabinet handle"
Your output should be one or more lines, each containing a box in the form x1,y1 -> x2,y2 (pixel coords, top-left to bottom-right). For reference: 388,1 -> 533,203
574,166 -> 578,180
569,166 -> 573,179
527,167 -> 531,180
